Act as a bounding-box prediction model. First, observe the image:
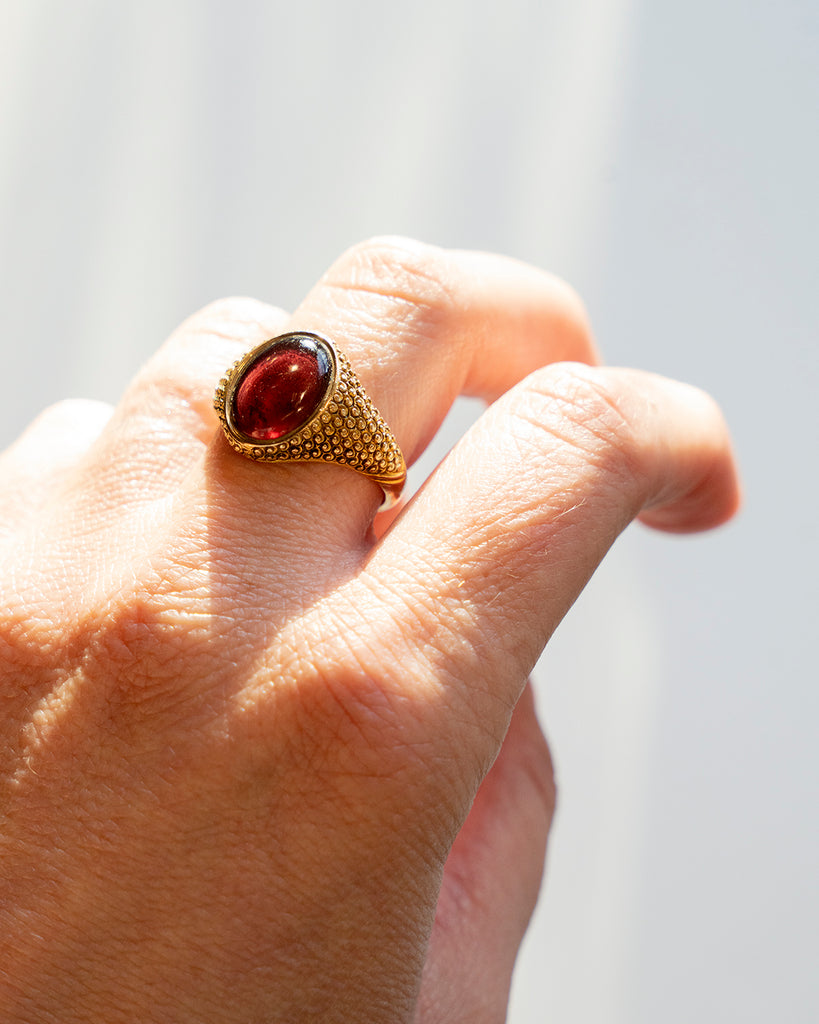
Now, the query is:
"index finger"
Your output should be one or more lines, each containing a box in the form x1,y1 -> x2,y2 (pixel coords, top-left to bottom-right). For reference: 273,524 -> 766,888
363,362 -> 740,751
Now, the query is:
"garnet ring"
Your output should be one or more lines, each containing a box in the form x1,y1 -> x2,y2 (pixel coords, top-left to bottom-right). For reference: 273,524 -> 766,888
214,331 -> 406,508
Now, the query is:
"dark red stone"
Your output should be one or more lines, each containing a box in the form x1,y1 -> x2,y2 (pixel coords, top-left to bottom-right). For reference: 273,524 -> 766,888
232,336 -> 331,440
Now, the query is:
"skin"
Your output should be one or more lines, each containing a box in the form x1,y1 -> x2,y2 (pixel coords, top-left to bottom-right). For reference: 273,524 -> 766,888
0,238 -> 740,1023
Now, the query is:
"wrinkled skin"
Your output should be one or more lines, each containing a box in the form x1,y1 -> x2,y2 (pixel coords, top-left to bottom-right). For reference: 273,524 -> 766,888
0,239 -> 739,1022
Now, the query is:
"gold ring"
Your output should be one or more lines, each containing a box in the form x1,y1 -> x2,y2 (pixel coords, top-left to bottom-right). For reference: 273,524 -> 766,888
213,331 -> 406,508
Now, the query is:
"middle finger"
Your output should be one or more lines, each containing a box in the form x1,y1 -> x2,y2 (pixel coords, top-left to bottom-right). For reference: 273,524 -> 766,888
200,236 -> 598,571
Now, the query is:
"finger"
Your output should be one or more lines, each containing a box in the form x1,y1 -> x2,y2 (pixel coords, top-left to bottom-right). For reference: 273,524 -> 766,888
0,399 -> 113,536
366,364 -> 740,759
291,237 -> 597,454
5,302 -> 292,615
203,237 -> 597,566
415,684 -> 555,1024
80,298 -> 290,511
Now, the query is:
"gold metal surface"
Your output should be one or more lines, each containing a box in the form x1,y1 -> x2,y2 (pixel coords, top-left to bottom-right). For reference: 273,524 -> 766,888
214,331 -> 406,508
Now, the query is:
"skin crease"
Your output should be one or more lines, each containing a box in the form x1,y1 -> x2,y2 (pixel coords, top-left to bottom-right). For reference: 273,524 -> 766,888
0,238 -> 740,1023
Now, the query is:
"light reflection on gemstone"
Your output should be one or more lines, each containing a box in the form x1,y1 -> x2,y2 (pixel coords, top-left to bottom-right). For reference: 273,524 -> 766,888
232,336 -> 332,441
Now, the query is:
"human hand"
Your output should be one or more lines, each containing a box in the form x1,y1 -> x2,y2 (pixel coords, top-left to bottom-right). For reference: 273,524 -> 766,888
0,238 -> 739,1022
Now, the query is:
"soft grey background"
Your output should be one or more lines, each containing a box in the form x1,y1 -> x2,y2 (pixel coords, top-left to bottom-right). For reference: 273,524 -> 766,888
1,1 -> 816,1021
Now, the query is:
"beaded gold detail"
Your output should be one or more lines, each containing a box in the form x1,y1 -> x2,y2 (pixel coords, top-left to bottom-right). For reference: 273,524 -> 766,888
214,331 -> 406,508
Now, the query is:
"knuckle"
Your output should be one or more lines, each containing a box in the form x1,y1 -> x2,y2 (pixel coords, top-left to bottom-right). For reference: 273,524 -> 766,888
120,299 -> 289,431
294,665 -> 407,765
524,364 -> 644,483
322,235 -> 457,328
293,668 -> 463,835
286,611 -> 451,787
33,398 -> 112,429
145,298 -> 289,384
287,623 -> 413,769
1,400 -> 113,461
179,296 -> 288,338
74,581 -> 210,710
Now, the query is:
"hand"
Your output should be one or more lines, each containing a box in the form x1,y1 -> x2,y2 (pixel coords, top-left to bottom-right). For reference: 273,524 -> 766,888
0,238 -> 739,1023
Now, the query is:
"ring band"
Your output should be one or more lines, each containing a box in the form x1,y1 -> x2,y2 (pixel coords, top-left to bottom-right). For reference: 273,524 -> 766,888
214,331 -> 406,508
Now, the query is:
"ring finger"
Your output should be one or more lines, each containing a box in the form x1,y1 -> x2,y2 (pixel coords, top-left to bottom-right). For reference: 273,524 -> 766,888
197,236 -> 598,576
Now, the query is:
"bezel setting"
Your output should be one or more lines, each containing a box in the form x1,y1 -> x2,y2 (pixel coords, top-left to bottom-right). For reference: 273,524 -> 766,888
213,330 -> 406,508
224,331 -> 338,446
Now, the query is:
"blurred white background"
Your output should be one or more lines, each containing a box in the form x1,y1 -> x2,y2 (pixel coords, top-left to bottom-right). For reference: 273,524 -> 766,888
0,1 -> 816,1021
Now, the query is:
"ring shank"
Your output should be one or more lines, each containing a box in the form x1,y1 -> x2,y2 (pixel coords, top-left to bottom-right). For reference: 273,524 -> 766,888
375,474 -> 406,510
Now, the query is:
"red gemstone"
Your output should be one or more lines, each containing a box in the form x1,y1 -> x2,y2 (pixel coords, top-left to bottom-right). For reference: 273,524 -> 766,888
232,336 -> 332,440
